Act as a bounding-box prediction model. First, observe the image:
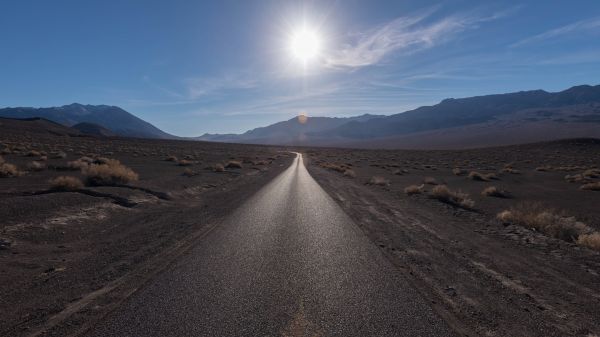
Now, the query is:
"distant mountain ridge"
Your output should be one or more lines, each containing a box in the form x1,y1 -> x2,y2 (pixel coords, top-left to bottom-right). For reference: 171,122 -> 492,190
195,114 -> 384,145
0,103 -> 173,139
197,84 -> 600,149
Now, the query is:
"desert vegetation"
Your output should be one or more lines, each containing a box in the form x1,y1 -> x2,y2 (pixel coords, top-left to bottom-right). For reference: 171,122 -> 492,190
49,176 -> 84,191
496,203 -> 597,246
430,185 -> 474,209
481,186 -> 509,198
82,159 -> 138,185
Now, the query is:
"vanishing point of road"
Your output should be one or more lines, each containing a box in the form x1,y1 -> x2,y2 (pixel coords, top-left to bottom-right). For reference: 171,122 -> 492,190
90,153 -> 453,336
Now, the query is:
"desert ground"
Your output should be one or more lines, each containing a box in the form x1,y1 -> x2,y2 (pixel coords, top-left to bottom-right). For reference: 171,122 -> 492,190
0,119 -> 292,336
305,139 -> 600,336
1,119 -> 599,336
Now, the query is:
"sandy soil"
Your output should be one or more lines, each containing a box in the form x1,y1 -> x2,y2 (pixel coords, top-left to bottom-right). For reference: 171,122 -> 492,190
305,139 -> 600,337
0,129 -> 292,337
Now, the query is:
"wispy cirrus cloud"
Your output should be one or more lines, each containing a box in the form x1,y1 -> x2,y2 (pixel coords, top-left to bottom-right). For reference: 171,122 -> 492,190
324,8 -> 513,69
185,73 -> 258,99
511,16 -> 600,48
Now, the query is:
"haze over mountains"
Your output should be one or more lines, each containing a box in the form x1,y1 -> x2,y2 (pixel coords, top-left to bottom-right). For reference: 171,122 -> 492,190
1,85 -> 599,149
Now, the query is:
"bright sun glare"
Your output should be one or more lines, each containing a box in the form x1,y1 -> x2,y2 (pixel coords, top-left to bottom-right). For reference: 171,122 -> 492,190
290,27 -> 321,62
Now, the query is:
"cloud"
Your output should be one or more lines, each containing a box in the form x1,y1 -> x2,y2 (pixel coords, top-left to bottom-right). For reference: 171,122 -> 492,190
511,16 -> 600,48
186,73 -> 258,99
324,8 -> 511,69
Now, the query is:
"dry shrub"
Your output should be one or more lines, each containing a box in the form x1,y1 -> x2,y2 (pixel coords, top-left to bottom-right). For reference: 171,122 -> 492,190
320,162 -> 346,173
26,150 -> 41,157
452,168 -> 466,176
50,151 -> 67,159
536,166 -> 552,172
565,174 -> 586,183
27,161 -> 46,172
67,159 -> 89,170
577,233 -> 600,252
393,168 -> 409,175
404,184 -> 424,195
481,186 -> 509,198
343,169 -> 356,178
502,167 -> 520,174
178,159 -> 193,166
83,159 -> 138,185
580,182 -> 600,191
94,157 -> 111,164
431,185 -> 474,209
496,203 -> 592,242
423,177 -> 438,185
182,168 -> 196,177
79,156 -> 94,163
583,169 -> 600,178
368,176 -> 389,186
49,176 -> 84,191
253,160 -> 270,166
0,163 -> 22,177
468,171 -> 497,181
165,155 -> 178,162
225,160 -> 243,169
213,163 -> 225,172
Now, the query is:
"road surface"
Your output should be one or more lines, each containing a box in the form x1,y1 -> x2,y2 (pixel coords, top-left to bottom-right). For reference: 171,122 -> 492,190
90,153 -> 453,336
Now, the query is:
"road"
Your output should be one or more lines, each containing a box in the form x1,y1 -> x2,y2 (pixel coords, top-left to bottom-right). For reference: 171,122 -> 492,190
89,153 -> 453,336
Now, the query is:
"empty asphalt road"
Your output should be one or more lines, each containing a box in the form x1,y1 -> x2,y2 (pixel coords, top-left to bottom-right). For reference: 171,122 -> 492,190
89,153 -> 453,336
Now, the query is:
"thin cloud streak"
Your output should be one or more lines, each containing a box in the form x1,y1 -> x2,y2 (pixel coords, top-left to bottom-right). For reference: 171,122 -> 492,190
324,8 -> 512,69
511,16 -> 600,48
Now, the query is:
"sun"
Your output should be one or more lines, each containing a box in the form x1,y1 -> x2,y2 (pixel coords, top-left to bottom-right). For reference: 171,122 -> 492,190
289,27 -> 321,62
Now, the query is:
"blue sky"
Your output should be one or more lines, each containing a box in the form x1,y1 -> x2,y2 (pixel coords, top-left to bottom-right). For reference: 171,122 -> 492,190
1,0 -> 600,136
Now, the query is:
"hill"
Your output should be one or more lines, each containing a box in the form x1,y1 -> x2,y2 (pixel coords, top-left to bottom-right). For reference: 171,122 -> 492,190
0,103 -> 173,139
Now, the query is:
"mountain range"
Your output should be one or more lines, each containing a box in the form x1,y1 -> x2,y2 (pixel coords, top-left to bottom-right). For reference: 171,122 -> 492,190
0,103 -> 173,139
1,84 -> 599,149
197,84 -> 600,149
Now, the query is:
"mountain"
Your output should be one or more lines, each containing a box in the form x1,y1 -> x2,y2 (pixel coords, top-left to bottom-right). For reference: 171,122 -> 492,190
0,103 -> 173,139
0,117 -> 85,137
197,84 -> 600,149
71,122 -> 117,137
321,85 -> 600,140
195,114 -> 384,145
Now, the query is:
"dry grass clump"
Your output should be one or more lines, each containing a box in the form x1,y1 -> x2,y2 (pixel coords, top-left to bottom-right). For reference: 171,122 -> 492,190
392,168 -> 409,175
423,177 -> 438,185
67,159 -> 90,170
165,155 -> 178,162
0,162 -> 22,177
404,184 -> 424,195
535,166 -> 552,172
178,159 -> 193,166
452,168 -> 466,176
82,159 -> 138,185
94,157 -> 111,165
577,233 -> 600,251
468,171 -> 497,181
343,169 -> 356,178
26,150 -> 41,157
51,151 -> 67,159
564,174 -> 586,183
582,169 -> 600,178
182,168 -> 197,177
225,160 -> 243,169
319,162 -> 347,173
481,186 -> 510,198
49,176 -> 84,191
368,176 -> 389,186
213,163 -> 225,172
27,161 -> 46,172
430,185 -> 474,209
580,182 -> 600,191
496,203 -> 593,243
